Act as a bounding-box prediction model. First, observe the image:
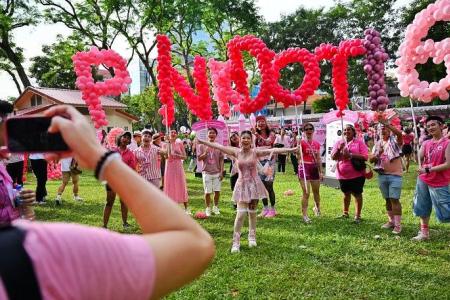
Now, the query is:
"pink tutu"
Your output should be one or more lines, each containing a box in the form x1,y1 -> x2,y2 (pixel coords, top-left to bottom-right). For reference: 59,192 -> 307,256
232,177 -> 268,203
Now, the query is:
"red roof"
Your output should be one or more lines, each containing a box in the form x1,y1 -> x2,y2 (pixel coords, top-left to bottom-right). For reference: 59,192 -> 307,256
15,86 -> 127,109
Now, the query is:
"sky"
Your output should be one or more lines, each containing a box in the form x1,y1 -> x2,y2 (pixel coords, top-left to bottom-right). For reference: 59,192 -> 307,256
1,0 -> 411,100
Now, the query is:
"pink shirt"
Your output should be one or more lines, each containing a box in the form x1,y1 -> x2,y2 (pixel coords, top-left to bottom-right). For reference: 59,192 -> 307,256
198,145 -> 224,175
300,140 -> 320,163
402,133 -> 414,145
332,138 -> 368,180
420,138 -> 450,187
118,147 -> 137,170
134,145 -> 161,181
0,221 -> 155,300
0,163 -> 19,225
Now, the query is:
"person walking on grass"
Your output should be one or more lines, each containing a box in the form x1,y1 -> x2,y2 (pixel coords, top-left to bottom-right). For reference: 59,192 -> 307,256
163,130 -> 191,215
370,116 -> 404,234
198,127 -> 224,217
412,116 -> 450,241
103,131 -> 136,229
229,132 -> 240,210
297,123 -> 323,224
55,157 -> 83,205
331,124 -> 369,224
274,128 -> 290,173
197,131 -> 297,253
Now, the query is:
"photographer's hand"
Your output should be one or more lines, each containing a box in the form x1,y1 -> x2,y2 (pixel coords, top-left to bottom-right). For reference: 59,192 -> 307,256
44,105 -> 106,169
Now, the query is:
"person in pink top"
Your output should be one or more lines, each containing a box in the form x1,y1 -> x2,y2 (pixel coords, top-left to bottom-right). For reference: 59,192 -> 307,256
198,127 -> 224,217
0,105 -> 214,300
331,124 -> 369,223
370,116 -> 404,234
103,131 -> 137,229
401,127 -> 415,172
163,130 -> 191,214
412,116 -> 450,241
297,123 -> 323,224
197,131 -> 297,253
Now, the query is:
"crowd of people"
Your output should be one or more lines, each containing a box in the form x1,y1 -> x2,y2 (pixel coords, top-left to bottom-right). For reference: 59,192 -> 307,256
0,100 -> 449,298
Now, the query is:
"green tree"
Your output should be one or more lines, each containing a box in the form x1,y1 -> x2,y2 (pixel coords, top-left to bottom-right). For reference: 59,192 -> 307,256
0,0 -> 40,89
312,95 -> 336,113
29,34 -> 87,89
122,87 -> 161,129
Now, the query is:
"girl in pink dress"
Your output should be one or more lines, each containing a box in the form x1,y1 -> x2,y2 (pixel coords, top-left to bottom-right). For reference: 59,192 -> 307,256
197,131 -> 297,253
163,130 -> 190,214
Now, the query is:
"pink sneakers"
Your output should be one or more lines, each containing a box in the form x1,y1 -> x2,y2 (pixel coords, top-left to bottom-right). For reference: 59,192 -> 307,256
258,207 -> 269,217
265,208 -> 276,218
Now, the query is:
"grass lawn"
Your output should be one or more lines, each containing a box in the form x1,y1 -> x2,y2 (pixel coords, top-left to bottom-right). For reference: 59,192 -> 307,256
28,162 -> 450,299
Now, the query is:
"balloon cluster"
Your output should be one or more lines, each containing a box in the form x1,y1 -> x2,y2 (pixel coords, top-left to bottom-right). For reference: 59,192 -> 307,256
156,35 -> 176,127
47,161 -> 62,180
156,34 -> 212,124
363,29 -> 390,111
396,0 -> 450,102
272,48 -> 321,106
73,47 -> 131,129
208,59 -> 243,117
106,127 -> 124,149
227,35 -> 276,114
315,40 -> 366,115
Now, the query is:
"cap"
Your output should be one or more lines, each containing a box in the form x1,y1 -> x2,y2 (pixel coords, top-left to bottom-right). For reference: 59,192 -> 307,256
141,129 -> 152,135
152,133 -> 161,140
121,131 -> 132,139
133,131 -> 142,136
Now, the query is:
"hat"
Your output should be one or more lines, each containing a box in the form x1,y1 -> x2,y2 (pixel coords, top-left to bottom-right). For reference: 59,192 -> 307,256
133,131 -> 142,136
121,131 -> 132,139
141,129 -> 152,136
152,133 -> 161,140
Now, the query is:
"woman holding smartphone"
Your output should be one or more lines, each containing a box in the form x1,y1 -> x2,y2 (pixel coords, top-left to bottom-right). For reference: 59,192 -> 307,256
0,105 -> 215,299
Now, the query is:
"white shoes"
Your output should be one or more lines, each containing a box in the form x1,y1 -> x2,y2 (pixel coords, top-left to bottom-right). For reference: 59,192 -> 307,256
212,206 -> 220,215
73,195 -> 83,202
411,231 -> 429,241
205,207 -> 211,217
231,232 -> 240,253
248,230 -> 257,248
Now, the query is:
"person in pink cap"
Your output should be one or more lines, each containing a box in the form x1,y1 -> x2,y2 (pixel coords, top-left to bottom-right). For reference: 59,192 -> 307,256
197,131 -> 296,253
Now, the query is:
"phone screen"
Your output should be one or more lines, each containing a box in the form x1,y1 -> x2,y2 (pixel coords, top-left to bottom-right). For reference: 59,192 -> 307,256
6,116 -> 69,152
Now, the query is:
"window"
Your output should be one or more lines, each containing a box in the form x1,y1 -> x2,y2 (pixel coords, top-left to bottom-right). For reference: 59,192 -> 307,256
124,126 -> 128,131
30,95 -> 42,107
76,107 -> 90,115
107,127 -> 113,132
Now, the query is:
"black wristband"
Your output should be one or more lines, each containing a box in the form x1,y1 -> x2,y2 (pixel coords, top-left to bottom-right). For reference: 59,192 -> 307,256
94,150 -> 117,180
425,167 -> 430,174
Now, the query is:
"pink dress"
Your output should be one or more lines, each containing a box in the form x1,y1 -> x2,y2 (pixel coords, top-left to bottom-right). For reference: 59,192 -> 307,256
164,141 -> 188,203
0,220 -> 155,300
232,149 -> 268,203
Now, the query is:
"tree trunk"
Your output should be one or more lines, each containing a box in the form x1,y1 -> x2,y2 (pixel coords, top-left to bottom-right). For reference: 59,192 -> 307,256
1,35 -> 31,88
5,69 -> 22,94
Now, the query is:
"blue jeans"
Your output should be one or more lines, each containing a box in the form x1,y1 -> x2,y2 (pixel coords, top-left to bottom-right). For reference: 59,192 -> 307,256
378,174 -> 402,200
413,178 -> 450,223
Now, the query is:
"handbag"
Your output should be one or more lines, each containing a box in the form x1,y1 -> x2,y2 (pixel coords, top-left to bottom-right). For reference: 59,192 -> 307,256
350,157 -> 366,171
70,159 -> 82,175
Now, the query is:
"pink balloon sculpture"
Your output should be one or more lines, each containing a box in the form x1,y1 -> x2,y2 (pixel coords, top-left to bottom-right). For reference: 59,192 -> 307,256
72,47 -> 132,129
396,0 -> 450,102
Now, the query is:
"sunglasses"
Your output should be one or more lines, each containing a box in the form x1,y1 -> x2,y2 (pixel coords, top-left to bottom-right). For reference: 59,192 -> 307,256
304,127 -> 314,131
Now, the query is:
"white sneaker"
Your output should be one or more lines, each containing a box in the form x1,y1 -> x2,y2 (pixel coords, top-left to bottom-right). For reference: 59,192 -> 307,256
212,206 -> 220,215
248,230 -> 257,248
303,215 -> 312,224
313,206 -> 321,217
231,232 -> 240,253
205,207 -> 211,217
411,231 -> 429,241
73,195 -> 83,202
55,195 -> 62,205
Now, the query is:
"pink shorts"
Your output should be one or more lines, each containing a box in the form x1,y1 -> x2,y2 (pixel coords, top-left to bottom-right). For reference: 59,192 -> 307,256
298,163 -> 320,181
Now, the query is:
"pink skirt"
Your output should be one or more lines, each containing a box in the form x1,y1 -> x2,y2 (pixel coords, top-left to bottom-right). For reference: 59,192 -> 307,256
163,159 -> 188,203
232,177 -> 268,203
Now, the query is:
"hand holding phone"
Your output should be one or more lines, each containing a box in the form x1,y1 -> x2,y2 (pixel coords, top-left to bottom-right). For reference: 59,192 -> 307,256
6,116 -> 69,152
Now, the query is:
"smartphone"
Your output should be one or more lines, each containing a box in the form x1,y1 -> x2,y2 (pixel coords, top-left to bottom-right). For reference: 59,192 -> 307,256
5,116 -> 69,152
